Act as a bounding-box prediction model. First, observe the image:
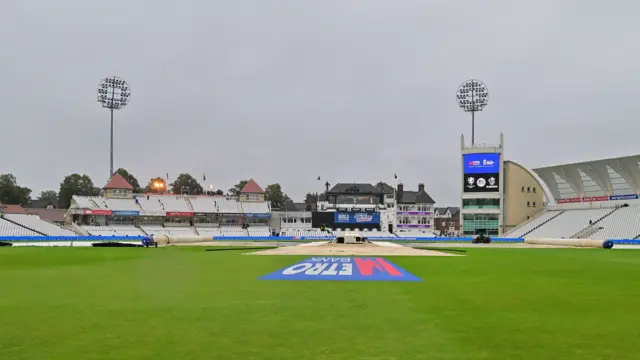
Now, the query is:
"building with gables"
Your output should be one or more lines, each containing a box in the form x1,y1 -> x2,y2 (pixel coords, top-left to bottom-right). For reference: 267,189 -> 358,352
239,179 -> 265,202
103,174 -> 134,199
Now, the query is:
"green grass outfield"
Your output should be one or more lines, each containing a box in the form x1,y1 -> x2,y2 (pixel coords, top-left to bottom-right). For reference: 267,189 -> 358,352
1,247 -> 639,360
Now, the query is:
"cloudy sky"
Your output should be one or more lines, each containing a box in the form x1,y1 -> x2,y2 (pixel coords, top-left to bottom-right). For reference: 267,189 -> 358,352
1,0 -> 639,205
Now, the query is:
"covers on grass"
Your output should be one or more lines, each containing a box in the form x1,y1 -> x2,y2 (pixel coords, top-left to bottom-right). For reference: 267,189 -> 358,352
91,242 -> 143,248
0,241 -> 12,246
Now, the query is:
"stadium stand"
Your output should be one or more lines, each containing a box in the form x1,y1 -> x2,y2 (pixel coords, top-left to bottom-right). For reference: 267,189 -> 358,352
589,206 -> 640,240
213,198 -> 242,214
190,196 -> 216,213
3,214 -> 75,236
0,217 -> 42,236
524,208 -> 612,238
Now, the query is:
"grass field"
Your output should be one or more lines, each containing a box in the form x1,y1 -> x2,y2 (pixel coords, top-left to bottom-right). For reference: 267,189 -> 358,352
1,247 -> 639,360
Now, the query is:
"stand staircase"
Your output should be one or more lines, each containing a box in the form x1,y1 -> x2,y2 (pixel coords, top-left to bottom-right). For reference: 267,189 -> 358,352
521,211 -> 565,237
571,207 -> 620,239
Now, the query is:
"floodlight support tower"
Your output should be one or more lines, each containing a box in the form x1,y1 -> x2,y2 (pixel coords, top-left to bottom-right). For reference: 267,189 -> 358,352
456,79 -> 489,146
97,76 -> 131,177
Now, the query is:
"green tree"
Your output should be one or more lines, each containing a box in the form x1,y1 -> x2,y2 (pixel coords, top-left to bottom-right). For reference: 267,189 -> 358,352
304,192 -> 319,203
170,173 -> 203,195
114,168 -> 141,193
38,190 -> 58,203
143,177 -> 167,193
264,183 -> 293,209
58,174 -> 101,208
0,174 -> 32,205
228,180 -> 248,197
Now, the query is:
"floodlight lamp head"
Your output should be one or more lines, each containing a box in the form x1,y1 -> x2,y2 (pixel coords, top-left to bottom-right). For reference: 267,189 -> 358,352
97,76 -> 131,110
456,79 -> 489,113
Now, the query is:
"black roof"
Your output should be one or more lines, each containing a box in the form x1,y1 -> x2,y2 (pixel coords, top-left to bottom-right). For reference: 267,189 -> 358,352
398,190 -> 435,204
327,183 -> 380,194
435,207 -> 460,216
283,202 -> 310,211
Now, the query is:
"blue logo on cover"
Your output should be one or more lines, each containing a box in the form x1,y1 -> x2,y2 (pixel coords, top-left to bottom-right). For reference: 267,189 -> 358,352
463,153 -> 500,174
259,257 -> 422,282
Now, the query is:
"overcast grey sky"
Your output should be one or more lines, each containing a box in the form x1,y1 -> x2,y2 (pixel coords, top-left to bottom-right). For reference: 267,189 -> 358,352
1,0 -> 639,205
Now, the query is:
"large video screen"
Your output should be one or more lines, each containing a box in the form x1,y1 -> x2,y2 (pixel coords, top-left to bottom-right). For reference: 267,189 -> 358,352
334,212 -> 380,224
463,153 -> 500,174
463,173 -> 500,193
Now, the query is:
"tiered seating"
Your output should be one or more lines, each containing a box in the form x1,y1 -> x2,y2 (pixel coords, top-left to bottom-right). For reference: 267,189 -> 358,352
73,196 -> 100,209
190,197 -> 216,213
163,227 -> 197,236
83,225 -> 145,236
280,228 -> 334,237
213,198 -> 242,213
4,214 -> 75,236
139,225 -> 196,237
220,226 -> 248,236
395,229 -> 438,237
0,218 -> 41,236
526,208 -> 612,238
240,202 -> 270,213
506,211 -> 561,238
196,227 -> 223,237
136,196 -> 165,214
89,197 -> 109,209
589,206 -> 640,240
158,197 -> 192,213
247,226 -> 271,236
104,198 -> 140,212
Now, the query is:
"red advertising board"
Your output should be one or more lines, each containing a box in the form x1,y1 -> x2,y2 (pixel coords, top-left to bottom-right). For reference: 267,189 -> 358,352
166,212 -> 195,217
582,196 -> 608,202
558,196 -> 609,204
84,209 -> 113,215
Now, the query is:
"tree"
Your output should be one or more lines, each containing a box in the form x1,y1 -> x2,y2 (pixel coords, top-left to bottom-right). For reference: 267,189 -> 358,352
0,174 -> 32,205
228,180 -> 248,197
170,173 -> 203,195
58,174 -> 101,208
114,168 -> 141,193
38,190 -> 58,203
264,183 -> 293,209
375,181 -> 395,194
143,177 -> 167,193
305,192 -> 319,203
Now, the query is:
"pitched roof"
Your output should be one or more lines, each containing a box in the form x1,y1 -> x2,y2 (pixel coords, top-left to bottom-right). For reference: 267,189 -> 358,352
0,204 -> 27,214
240,179 -> 264,193
25,208 -> 66,222
398,190 -> 436,204
328,183 -> 380,194
103,174 -> 133,190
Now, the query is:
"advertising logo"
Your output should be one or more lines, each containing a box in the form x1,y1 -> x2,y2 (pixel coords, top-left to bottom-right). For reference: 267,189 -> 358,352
334,212 -> 380,224
111,210 -> 139,216
463,153 -> 500,174
353,213 -> 373,223
259,257 -> 421,282
83,209 -> 112,215
609,194 -> 639,201
463,173 -> 499,193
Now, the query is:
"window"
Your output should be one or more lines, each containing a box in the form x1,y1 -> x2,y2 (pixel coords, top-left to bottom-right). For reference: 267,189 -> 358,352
521,186 -> 525,192
462,198 -> 500,209
532,201 -> 536,207
527,187 -> 530,192
527,201 -> 530,207
533,187 -> 536,193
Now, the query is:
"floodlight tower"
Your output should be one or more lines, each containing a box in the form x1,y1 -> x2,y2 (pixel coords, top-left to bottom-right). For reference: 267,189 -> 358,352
456,79 -> 489,146
97,76 -> 131,177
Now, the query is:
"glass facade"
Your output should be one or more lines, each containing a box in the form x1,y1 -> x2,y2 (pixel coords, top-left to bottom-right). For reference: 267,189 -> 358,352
462,213 -> 499,236
462,198 -> 500,209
